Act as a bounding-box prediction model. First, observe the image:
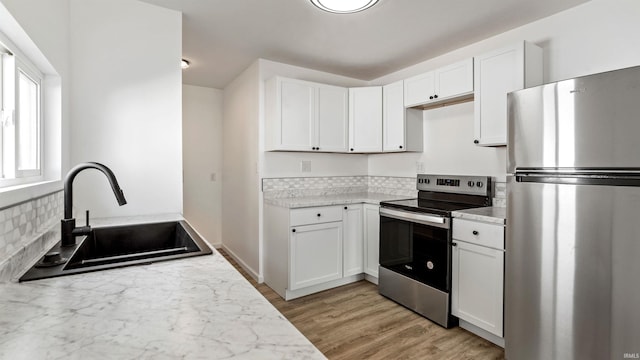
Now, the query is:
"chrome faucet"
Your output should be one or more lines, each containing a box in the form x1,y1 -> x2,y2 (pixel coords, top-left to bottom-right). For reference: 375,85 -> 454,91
61,162 -> 127,247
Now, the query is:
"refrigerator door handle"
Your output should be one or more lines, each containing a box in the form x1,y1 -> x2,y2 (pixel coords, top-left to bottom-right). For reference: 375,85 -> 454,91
515,170 -> 640,186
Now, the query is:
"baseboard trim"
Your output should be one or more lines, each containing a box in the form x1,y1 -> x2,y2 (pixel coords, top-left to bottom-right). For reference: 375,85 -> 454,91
285,274 -> 364,300
459,319 -> 505,348
221,245 -> 263,282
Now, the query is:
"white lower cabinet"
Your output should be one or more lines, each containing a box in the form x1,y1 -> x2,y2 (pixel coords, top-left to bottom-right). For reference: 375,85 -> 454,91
363,204 -> 380,278
264,203 -> 376,300
343,205 -> 363,277
451,218 -> 505,341
290,221 -> 343,290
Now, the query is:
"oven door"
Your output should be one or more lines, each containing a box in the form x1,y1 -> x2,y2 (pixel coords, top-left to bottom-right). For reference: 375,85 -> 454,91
379,207 -> 451,292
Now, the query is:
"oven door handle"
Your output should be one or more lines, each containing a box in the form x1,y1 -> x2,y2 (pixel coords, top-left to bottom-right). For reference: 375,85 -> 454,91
380,207 -> 449,229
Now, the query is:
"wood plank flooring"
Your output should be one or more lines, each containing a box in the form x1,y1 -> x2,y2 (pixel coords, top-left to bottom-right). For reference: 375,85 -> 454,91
218,249 -> 505,360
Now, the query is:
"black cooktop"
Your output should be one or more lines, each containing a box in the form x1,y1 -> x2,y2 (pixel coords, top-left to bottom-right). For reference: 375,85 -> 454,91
380,198 -> 486,216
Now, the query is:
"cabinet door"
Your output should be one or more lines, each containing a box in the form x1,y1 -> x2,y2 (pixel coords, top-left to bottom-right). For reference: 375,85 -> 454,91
317,84 -> 349,152
383,81 -> 405,152
473,44 -> 524,146
280,79 -> 315,150
474,42 -> 542,147
343,205 -> 363,277
404,71 -> 435,107
435,58 -> 474,100
290,222 -> 343,291
349,86 -> 382,153
452,240 -> 504,337
363,204 -> 380,278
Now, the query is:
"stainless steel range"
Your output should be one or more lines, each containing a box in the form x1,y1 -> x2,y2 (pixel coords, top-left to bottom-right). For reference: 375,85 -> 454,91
378,174 -> 492,328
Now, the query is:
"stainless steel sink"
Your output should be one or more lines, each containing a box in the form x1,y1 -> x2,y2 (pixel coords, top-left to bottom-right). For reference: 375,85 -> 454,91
20,220 -> 212,281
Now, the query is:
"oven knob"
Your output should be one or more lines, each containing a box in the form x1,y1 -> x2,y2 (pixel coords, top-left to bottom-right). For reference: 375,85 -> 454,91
426,261 -> 434,270
476,181 -> 483,188
418,179 -> 423,184
424,179 -> 430,184
467,181 -> 475,187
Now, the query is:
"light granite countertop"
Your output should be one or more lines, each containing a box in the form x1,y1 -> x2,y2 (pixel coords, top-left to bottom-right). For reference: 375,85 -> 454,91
264,192 -> 414,208
452,206 -> 506,225
0,217 -> 325,359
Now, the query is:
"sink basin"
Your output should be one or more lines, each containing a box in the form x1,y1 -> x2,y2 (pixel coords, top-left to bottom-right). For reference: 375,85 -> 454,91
20,220 -> 212,281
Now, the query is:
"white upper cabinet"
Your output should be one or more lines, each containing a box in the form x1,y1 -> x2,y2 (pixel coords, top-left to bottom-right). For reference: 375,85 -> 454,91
317,84 -> 349,152
473,41 -> 543,146
382,80 -> 423,152
349,86 -> 382,153
265,77 -> 348,152
404,58 -> 474,108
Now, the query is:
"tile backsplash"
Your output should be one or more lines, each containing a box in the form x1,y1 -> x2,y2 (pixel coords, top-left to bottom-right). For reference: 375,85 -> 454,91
263,175 -> 507,207
493,181 -> 506,208
262,175 -> 417,199
0,191 -> 63,282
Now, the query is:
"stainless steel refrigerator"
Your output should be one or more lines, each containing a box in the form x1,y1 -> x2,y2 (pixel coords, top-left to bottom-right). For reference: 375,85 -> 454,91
506,66 -> 640,360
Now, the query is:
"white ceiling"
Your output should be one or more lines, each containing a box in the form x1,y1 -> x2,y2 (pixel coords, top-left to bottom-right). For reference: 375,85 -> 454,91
139,0 -> 591,89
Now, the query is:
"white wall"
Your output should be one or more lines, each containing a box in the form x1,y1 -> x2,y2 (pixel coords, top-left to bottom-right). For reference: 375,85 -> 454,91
182,85 -> 222,246
222,61 -> 261,278
69,0 -> 183,218
367,0 -> 640,180
182,85 -> 223,246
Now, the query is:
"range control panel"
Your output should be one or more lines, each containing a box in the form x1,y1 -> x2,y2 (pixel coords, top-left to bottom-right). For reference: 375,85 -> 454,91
417,174 -> 492,196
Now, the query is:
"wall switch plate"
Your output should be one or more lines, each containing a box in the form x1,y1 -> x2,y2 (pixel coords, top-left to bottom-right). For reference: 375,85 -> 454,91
416,162 -> 425,173
300,160 -> 311,172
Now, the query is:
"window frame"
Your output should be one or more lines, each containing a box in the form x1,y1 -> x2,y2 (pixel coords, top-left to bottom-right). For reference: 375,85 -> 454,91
15,57 -> 43,178
0,41 -> 44,187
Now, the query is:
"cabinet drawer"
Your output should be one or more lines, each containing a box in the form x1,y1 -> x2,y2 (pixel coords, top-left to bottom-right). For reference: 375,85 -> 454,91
452,218 -> 504,249
290,206 -> 343,226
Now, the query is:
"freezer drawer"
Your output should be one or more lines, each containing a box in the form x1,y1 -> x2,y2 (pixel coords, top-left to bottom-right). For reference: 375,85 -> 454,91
505,177 -> 640,360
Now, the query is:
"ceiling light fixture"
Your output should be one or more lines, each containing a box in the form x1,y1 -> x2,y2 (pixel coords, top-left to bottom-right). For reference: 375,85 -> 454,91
310,0 -> 379,14
181,59 -> 190,69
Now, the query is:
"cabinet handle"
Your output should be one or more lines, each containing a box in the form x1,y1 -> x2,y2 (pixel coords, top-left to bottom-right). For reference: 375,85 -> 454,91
316,147 -> 320,151
344,206 -> 348,210
452,242 -> 457,247
350,148 -> 354,152
292,229 -> 296,233
472,230 -> 479,235
473,140 -> 479,144
399,145 -> 403,149
434,94 -> 438,99
317,213 -> 321,217
429,95 -> 434,100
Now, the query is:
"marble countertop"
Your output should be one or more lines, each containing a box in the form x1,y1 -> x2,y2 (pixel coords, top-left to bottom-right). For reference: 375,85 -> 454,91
264,192 -> 414,208
0,217 -> 325,359
452,206 -> 506,225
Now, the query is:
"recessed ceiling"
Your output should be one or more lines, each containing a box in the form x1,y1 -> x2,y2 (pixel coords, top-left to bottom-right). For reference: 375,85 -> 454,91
139,0 -> 591,89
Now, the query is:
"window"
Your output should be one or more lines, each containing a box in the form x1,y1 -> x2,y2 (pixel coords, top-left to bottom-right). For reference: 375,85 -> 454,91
1,43 -> 43,186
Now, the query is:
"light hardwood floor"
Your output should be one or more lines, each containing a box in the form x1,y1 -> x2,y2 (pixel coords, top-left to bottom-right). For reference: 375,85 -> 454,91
218,249 -> 505,360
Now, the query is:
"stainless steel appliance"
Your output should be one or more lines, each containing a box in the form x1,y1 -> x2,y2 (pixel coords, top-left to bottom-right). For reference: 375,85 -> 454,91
506,65 -> 640,359
379,174 -> 492,328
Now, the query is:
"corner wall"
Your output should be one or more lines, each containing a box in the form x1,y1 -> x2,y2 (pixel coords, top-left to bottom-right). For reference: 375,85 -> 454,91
222,61 -> 261,278
183,85 -> 223,246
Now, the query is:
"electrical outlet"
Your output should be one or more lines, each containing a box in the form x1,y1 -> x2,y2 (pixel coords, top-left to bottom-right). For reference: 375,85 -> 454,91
300,160 -> 312,172
416,162 -> 425,173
